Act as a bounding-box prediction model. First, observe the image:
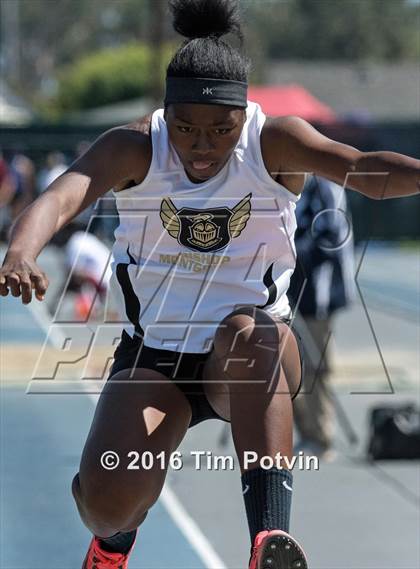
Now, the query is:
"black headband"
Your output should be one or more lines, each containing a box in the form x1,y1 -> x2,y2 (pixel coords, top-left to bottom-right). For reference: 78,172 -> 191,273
164,77 -> 248,108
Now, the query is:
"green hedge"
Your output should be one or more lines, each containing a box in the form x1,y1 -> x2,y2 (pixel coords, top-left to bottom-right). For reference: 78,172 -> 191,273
54,43 -> 171,112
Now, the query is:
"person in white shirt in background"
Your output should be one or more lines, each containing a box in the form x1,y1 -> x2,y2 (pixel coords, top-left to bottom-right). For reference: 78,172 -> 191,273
65,229 -> 113,319
48,222 -> 115,320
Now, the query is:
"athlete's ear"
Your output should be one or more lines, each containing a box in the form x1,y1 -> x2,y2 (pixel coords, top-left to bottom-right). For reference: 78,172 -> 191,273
163,105 -> 168,121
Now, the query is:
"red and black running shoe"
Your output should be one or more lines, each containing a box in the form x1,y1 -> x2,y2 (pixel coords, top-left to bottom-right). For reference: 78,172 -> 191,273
82,531 -> 137,569
248,529 -> 308,569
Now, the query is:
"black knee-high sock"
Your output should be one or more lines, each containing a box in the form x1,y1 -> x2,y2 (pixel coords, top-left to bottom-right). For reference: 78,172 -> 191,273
99,530 -> 137,554
241,466 -> 293,545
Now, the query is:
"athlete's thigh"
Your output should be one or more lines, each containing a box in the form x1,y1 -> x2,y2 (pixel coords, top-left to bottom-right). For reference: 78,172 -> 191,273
271,317 -> 302,398
202,350 -> 231,421
79,367 -> 192,497
201,311 -> 302,421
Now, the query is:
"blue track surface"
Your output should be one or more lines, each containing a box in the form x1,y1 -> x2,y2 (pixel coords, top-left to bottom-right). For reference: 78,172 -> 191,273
2,295 -> 47,343
1,295 -> 207,568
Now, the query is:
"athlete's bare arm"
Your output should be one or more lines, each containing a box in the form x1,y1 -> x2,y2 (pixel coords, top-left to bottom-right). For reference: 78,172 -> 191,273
0,118 -> 152,303
263,116 -> 420,199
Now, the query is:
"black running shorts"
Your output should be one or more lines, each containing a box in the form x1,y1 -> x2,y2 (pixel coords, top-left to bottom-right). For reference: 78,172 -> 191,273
108,316 -> 305,429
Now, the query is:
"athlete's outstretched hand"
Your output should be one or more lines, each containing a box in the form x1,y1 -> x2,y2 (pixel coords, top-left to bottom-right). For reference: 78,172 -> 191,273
0,253 -> 49,304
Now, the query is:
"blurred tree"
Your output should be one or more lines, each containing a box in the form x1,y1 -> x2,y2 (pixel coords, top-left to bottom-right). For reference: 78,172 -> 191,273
56,44 -> 153,111
148,0 -> 167,105
244,0 -> 420,61
17,0 -> 153,97
46,42 -> 172,117
6,0 -> 418,113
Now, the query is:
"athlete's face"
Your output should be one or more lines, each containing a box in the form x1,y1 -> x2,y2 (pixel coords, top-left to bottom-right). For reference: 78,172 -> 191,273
164,103 -> 246,183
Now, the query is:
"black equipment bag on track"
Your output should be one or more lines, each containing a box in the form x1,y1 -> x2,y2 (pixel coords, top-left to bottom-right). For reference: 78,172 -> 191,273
367,403 -> 420,460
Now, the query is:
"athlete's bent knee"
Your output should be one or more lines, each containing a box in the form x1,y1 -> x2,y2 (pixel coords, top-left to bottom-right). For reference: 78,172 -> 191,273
72,470 -> 161,533
214,306 -> 279,360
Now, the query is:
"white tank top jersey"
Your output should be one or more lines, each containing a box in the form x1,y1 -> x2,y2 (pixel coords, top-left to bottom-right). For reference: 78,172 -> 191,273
111,101 -> 300,353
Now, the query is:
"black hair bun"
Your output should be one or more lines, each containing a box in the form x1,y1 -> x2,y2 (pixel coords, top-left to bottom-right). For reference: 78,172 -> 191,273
169,0 -> 242,40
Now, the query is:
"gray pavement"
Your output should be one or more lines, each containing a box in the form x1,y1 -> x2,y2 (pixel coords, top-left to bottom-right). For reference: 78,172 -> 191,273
171,390 -> 420,569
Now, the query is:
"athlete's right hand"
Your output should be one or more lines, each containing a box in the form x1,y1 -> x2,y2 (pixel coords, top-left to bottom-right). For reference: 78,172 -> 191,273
0,253 -> 49,304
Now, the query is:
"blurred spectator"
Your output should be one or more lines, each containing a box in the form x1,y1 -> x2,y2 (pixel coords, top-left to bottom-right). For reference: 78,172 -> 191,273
49,222 -> 113,320
38,151 -> 68,192
0,151 -> 36,241
66,229 -> 112,294
288,175 -> 355,459
0,155 -> 16,241
0,154 -> 16,208
9,152 -> 37,216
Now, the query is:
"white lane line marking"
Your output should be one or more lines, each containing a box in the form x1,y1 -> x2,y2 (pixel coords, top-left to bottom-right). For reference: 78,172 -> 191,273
27,302 -> 227,569
27,300 -> 66,349
160,484 -> 227,569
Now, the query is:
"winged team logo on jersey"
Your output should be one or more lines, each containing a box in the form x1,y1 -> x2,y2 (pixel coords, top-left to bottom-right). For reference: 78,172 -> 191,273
160,193 -> 252,253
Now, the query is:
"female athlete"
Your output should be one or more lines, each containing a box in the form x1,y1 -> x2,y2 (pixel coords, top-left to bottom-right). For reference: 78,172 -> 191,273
0,1 -> 419,567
